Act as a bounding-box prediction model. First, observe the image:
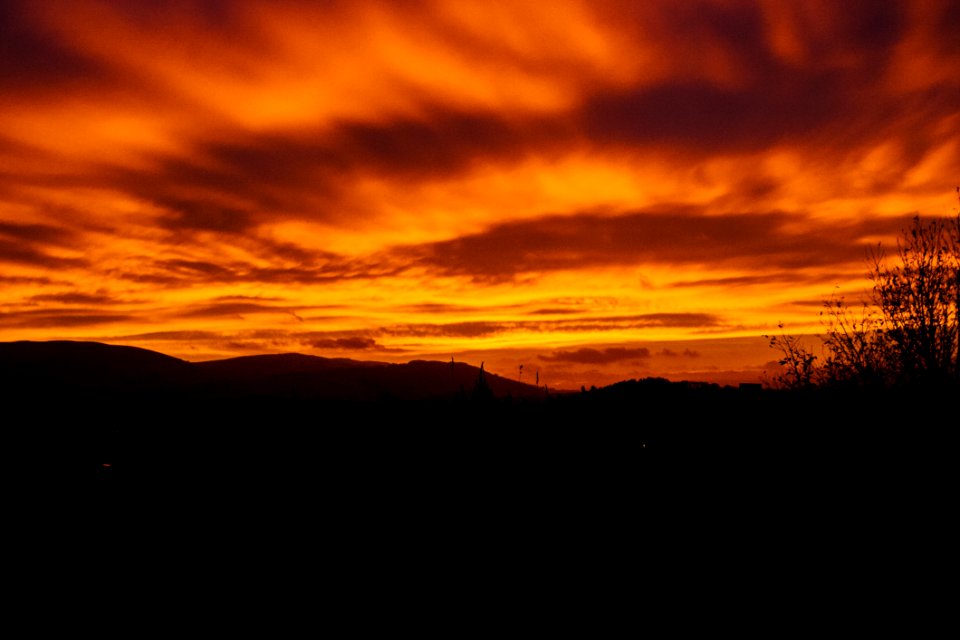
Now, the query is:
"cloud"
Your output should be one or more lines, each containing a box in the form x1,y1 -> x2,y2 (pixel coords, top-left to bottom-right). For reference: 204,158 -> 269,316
124,252 -> 404,286
0,309 -> 133,328
666,272 -> 848,288
0,220 -> 85,268
582,79 -> 836,154
28,292 -> 121,305
0,221 -> 73,244
0,275 -> 57,285
310,337 -> 381,350
79,328 -> 395,360
397,303 -> 481,314
101,330 -> 225,342
540,347 -> 651,364
329,112 -> 560,181
580,1 -> 958,167
527,308 -> 581,316
0,239 -> 86,268
383,313 -> 720,338
657,348 -> 700,358
211,295 -> 285,303
158,201 -> 256,235
383,321 -> 506,339
0,2 -> 106,93
148,259 -> 237,280
96,107 -> 570,244
173,302 -> 293,319
411,207 -> 912,278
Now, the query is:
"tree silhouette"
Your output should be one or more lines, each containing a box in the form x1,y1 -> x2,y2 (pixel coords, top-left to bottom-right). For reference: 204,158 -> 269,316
766,323 -> 819,389
868,213 -> 959,384
769,204 -> 960,389
472,361 -> 494,403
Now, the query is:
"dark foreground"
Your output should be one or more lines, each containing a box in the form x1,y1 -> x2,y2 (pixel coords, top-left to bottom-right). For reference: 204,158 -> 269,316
2,341 -> 955,532
19,379 -> 957,502
12,375 -> 955,606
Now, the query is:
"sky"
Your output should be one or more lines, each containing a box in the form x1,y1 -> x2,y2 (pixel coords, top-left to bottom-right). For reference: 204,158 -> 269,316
1,0 -> 957,388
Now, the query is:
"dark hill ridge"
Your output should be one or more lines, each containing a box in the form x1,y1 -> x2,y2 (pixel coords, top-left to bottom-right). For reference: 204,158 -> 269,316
194,352 -> 386,379
0,340 -> 541,401
0,340 -> 194,388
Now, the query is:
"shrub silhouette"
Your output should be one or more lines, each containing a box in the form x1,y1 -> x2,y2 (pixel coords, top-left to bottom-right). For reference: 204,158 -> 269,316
769,202 -> 960,389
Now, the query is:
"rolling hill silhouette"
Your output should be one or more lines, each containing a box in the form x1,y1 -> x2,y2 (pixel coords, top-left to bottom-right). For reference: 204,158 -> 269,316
0,340 -> 195,390
0,340 -> 541,401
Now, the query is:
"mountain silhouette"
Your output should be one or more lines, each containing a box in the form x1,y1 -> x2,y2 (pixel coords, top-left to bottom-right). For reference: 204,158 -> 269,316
0,340 -> 541,401
194,352 -> 384,379
0,340 -> 194,390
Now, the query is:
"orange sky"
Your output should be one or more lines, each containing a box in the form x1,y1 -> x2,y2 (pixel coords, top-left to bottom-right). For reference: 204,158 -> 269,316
1,0 -> 957,388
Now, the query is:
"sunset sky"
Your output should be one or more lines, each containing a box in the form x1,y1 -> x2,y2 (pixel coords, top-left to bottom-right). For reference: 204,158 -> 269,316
1,0 -> 957,387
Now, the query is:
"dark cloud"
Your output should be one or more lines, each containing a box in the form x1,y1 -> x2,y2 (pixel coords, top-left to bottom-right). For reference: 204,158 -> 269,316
383,313 -> 720,338
411,208 -> 913,278
658,348 -> 700,359
104,106 -> 569,238
0,275 -> 57,285
0,238 -> 86,268
616,313 -> 718,328
311,337 -> 381,350
28,292 -> 120,305
116,81 -> 956,242
0,221 -> 73,244
101,0 -> 244,29
384,321 -> 505,339
527,308 -> 581,315
113,69 -> 954,238
329,111 -> 566,180
583,79 -> 836,154
125,252 -> 402,286
398,303 -> 480,314
244,261 -> 406,284
100,330 -> 225,342
666,273 -> 847,288
0,2 -> 106,92
211,294 -> 285,303
540,347 -> 651,364
0,220 -> 84,267
583,1 -> 914,156
104,147 -> 330,235
152,259 -> 236,279
89,328 -> 393,356
158,200 -> 256,235
160,300 -> 341,321
0,308 -> 132,328
552,313 -> 721,333
174,302 -> 291,319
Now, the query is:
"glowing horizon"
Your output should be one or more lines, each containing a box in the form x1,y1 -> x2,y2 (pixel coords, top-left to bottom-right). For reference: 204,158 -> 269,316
1,0 -> 957,388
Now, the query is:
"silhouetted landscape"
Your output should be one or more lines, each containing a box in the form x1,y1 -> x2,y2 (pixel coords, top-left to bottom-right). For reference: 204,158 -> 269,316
5,3 -> 960,584
4,339 -> 955,508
